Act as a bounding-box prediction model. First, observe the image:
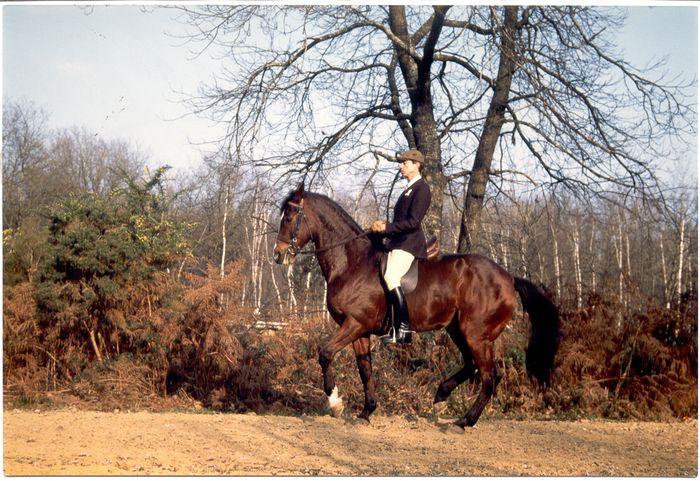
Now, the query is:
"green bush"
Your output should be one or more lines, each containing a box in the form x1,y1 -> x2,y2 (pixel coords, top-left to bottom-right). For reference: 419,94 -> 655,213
32,167 -> 190,378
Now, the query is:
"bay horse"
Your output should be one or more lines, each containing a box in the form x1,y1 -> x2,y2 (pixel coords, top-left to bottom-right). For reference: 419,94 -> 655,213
273,183 -> 559,428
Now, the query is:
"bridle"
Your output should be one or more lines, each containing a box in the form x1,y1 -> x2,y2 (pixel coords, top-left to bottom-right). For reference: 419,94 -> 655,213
277,200 -> 307,257
277,199 -> 370,258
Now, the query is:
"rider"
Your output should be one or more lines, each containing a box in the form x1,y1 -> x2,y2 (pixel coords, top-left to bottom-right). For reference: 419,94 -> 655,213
370,148 -> 431,345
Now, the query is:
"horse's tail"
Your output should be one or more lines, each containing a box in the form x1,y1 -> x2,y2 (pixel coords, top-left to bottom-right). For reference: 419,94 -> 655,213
513,277 -> 560,388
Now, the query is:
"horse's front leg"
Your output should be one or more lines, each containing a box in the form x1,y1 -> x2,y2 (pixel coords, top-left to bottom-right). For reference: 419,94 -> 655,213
353,336 -> 377,421
318,317 -> 364,417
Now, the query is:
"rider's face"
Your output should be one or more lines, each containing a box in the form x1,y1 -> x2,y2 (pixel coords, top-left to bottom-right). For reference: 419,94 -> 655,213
400,160 -> 420,181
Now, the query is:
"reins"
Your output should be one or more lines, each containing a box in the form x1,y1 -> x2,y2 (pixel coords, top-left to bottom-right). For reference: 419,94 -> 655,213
301,230 -> 370,256
278,199 -> 370,256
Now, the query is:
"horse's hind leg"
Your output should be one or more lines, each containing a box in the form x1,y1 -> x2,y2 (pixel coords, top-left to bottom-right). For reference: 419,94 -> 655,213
434,320 -> 477,404
353,336 -> 377,420
455,338 -> 502,428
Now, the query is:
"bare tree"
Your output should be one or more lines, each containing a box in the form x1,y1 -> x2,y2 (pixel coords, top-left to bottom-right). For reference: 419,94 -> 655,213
570,215 -> 583,309
175,5 -> 694,251
176,5 -> 452,236
456,5 -> 695,251
2,99 -> 50,229
49,127 -> 147,197
3,114 -> 146,225
241,181 -> 275,312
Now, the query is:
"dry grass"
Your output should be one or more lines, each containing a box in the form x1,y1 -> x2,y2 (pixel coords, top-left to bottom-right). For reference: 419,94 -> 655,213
4,271 -> 697,421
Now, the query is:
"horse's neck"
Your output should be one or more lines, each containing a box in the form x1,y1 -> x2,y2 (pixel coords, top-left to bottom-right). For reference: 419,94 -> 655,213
309,198 -> 371,282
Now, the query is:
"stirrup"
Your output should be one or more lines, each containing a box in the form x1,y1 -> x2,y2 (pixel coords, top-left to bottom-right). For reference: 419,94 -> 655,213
379,327 -> 413,345
379,327 -> 396,344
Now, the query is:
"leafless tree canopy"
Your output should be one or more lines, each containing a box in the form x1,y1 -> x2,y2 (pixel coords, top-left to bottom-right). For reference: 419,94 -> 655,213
176,4 -> 695,249
2,99 -> 147,231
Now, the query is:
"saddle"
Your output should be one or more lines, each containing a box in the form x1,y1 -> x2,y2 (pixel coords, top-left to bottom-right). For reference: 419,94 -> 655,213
379,236 -> 440,294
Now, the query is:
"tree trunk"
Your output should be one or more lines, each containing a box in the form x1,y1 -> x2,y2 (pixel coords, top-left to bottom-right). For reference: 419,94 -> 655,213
676,215 -> 685,302
220,181 -> 230,309
321,280 -> 329,321
500,225 -> 509,269
588,220 -> 597,293
659,235 -> 670,307
625,226 -> 632,283
615,218 -> 625,331
571,217 -> 582,309
388,5 -> 449,240
458,6 -> 519,253
287,265 -> 297,311
243,184 -> 266,312
266,234 -> 283,306
303,271 -> 312,317
537,247 -> 545,282
549,215 -> 561,300
519,240 -> 528,278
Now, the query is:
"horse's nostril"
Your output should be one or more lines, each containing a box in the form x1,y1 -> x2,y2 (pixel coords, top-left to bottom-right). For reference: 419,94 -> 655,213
273,251 -> 281,263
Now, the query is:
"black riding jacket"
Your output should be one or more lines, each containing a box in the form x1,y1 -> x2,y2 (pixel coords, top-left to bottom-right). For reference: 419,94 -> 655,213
385,177 -> 431,258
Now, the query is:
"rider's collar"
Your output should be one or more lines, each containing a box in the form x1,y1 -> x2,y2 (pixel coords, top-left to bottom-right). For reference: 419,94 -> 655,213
406,175 -> 422,189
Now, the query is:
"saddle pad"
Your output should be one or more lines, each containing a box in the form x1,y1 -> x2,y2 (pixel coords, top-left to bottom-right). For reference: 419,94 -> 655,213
379,254 -> 419,294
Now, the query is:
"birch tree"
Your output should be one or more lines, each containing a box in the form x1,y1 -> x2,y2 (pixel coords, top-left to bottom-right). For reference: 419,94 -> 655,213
570,216 -> 583,309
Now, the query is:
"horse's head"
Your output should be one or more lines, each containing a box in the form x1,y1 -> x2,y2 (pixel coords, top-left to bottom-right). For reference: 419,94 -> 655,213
274,183 -> 313,265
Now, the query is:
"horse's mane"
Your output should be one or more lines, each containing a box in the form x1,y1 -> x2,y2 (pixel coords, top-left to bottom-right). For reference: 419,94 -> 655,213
279,190 -> 298,213
306,192 -> 364,233
280,190 -> 363,233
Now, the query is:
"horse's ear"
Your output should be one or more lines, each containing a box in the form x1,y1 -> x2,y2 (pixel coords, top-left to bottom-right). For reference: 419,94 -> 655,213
294,182 -> 305,198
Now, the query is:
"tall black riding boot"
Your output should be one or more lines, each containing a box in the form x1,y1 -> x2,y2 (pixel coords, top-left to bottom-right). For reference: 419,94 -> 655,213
380,287 -> 413,345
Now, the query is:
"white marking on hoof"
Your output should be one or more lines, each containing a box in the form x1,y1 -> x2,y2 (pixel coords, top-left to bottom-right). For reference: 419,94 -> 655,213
328,386 -> 344,417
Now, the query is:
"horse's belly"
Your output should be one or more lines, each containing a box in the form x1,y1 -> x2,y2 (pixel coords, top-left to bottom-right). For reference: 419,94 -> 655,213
408,290 -> 457,332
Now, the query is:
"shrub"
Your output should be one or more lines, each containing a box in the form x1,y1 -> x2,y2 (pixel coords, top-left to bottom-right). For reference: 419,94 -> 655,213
12,168 -> 190,398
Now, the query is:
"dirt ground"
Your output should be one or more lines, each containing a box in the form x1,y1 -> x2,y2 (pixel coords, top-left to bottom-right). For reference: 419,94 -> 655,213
3,409 -> 697,476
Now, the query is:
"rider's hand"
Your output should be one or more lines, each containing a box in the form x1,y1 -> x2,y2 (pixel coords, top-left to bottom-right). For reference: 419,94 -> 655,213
370,220 -> 387,233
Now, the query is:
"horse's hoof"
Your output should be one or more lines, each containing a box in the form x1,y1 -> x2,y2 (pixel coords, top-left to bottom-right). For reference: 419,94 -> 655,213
327,386 -> 344,418
357,410 -> 373,422
454,416 -> 478,428
439,423 -> 465,435
347,416 -> 370,426
464,417 -> 478,427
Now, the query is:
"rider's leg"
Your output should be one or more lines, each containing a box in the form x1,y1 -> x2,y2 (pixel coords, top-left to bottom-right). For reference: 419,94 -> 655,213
380,249 -> 414,345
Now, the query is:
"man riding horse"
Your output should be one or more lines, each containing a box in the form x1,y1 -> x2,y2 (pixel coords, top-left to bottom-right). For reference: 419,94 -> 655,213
273,153 -> 559,428
370,148 -> 431,345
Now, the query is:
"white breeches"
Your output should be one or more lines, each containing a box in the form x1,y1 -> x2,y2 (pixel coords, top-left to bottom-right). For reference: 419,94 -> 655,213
383,249 -> 415,290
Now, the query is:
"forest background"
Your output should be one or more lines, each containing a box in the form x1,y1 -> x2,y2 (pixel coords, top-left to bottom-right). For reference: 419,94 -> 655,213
3,4 -> 698,421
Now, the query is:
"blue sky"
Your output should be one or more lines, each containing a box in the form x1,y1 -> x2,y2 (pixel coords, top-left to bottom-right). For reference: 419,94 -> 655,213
3,4 -> 698,181
3,5 -> 223,173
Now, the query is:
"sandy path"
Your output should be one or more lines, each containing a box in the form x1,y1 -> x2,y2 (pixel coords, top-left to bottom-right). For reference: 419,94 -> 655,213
3,409 -> 697,476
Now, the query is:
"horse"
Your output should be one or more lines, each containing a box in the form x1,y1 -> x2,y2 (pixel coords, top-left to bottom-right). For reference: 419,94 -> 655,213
273,183 -> 560,428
